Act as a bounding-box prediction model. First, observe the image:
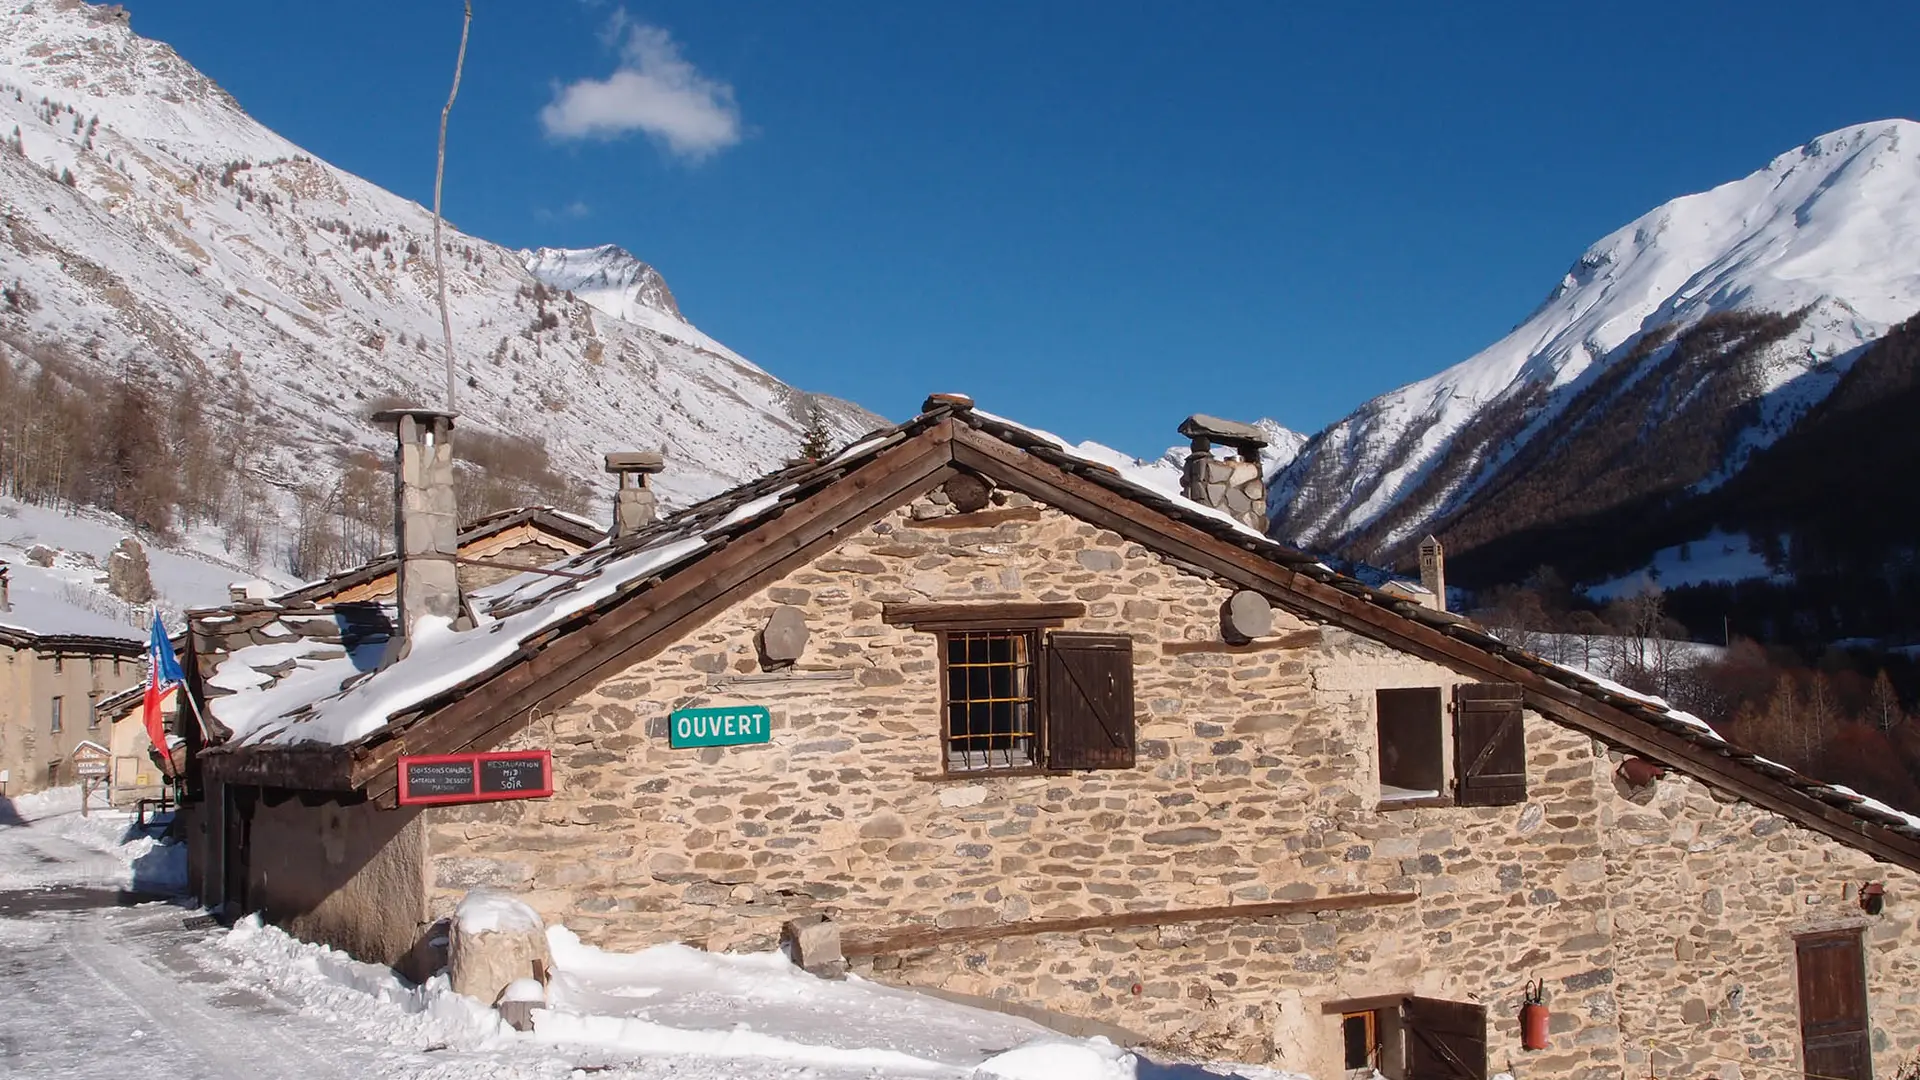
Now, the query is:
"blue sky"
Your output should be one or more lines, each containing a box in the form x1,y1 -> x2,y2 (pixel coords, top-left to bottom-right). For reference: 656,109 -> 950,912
124,2 -> 1919,459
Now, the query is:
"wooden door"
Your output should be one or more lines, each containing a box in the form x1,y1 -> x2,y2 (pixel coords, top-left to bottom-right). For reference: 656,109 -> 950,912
1798,930 -> 1872,1080
222,785 -> 253,917
1403,997 -> 1486,1080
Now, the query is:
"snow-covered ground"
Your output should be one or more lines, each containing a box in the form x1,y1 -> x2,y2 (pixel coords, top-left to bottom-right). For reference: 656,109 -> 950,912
1584,528 -> 1787,601
0,496 -> 280,636
1,784 -> 185,892
0,787 -> 1302,1080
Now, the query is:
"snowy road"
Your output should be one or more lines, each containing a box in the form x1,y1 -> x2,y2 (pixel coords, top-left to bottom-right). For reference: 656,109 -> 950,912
0,801 -> 581,1080
0,797 -> 1180,1080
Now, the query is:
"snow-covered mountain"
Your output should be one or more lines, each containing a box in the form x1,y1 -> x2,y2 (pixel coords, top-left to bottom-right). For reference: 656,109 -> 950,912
0,0 -> 878,571
1271,120 -> 1920,566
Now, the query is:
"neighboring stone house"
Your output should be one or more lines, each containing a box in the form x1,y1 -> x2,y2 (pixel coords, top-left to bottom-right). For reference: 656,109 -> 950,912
277,505 -> 603,605
97,681 -> 179,807
179,399 -> 1920,1080
0,567 -> 146,797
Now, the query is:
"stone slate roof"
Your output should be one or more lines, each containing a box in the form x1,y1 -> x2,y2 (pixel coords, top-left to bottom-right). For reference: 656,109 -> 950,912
192,395 -> 1920,869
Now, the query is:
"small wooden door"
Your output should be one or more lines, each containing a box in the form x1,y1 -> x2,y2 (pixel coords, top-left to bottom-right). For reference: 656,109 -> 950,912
222,785 -> 254,917
1798,930 -> 1872,1080
1403,997 -> 1487,1080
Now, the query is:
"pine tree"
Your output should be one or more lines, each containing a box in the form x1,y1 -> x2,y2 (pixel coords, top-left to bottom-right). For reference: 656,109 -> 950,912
797,402 -> 835,461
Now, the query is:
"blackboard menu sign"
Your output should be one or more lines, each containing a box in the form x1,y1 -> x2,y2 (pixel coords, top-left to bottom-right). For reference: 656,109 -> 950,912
398,750 -> 553,806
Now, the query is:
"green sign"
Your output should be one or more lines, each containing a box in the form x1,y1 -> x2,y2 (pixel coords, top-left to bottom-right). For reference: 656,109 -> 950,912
669,705 -> 772,748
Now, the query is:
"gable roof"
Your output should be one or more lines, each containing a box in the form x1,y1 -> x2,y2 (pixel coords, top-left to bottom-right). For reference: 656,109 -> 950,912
274,505 -> 604,606
196,396 -> 1920,872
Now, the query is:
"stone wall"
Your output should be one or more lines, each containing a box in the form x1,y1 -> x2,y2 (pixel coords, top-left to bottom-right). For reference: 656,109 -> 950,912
1597,756 -> 1920,1079
421,493 -> 1920,1073
246,794 -> 427,967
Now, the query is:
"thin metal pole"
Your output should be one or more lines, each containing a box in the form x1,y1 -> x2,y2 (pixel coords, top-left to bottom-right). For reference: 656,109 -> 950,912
433,1 -> 473,412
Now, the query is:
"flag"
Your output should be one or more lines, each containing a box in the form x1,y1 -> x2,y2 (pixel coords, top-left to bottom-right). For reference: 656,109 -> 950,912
143,614 -> 184,771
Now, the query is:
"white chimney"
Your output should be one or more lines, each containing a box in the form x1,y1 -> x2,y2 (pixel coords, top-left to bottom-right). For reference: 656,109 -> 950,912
372,408 -> 462,648
0,562 -> 10,612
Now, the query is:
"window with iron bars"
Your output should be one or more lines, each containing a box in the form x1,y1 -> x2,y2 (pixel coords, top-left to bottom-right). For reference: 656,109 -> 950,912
942,630 -> 1037,771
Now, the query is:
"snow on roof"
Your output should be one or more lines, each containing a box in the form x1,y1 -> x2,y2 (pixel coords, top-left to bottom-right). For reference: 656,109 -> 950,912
1540,659 -> 1727,743
971,408 -> 1277,545
196,401 -> 1920,845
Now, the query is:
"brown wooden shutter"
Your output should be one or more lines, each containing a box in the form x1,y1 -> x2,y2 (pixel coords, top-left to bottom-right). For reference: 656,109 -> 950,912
1453,682 -> 1526,807
1403,997 -> 1487,1080
1797,930 -> 1872,1080
1043,632 -> 1135,770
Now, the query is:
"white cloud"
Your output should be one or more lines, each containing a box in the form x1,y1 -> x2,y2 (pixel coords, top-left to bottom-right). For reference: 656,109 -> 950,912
542,11 -> 741,161
534,200 -> 592,222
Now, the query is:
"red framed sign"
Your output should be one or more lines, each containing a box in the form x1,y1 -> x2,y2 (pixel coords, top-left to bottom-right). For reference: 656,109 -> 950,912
397,749 -> 553,806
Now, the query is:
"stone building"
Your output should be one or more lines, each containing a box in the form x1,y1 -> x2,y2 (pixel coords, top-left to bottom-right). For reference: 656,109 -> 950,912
276,504 -> 603,605
180,398 -> 1920,1080
0,566 -> 146,797
96,681 -> 178,807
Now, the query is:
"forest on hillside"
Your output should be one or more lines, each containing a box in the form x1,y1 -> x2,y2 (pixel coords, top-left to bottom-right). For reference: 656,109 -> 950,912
0,322 -> 590,578
1476,581 -> 1920,812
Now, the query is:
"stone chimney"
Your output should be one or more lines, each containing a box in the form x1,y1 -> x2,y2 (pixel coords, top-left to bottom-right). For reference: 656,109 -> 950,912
605,451 -> 666,540
0,562 -> 10,612
1179,415 -> 1270,533
1419,534 -> 1447,612
372,408 -> 461,646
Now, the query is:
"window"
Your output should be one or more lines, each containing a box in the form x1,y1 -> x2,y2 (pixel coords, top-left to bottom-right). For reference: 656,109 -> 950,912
1375,684 -> 1528,808
934,626 -> 1135,775
52,655 -> 63,675
1330,998 -> 1485,1080
50,695 -> 63,734
1343,1010 -> 1383,1073
1376,688 -> 1444,802
87,692 -> 100,729
945,630 -> 1037,771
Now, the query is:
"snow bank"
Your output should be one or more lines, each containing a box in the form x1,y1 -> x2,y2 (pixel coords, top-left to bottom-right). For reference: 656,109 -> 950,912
975,1039 -> 1135,1080
6,785 -> 188,894
214,916 -> 511,1054
456,891 -> 545,935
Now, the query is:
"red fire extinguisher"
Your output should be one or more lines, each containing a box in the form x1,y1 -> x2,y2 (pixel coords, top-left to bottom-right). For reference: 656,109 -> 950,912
1520,980 -> 1550,1050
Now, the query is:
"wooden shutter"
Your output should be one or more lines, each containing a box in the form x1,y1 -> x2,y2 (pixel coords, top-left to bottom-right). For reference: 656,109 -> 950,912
1403,997 -> 1487,1080
1453,682 -> 1526,807
1043,632 -> 1135,770
1798,931 -> 1872,1080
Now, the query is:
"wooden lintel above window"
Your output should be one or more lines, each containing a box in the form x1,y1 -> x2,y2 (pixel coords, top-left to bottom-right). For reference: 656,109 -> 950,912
882,601 -> 1086,629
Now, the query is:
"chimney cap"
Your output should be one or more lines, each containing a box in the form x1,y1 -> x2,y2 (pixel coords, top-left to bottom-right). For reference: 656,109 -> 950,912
371,406 -> 459,426
1179,414 -> 1268,450
605,450 -> 667,474
922,392 -> 975,413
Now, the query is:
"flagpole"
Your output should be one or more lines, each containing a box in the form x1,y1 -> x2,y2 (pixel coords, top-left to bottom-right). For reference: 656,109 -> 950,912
179,682 -> 212,741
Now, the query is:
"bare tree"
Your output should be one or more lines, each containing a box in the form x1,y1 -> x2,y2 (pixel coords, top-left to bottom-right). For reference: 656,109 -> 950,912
433,1 -> 473,412
1804,672 -> 1841,763
1869,671 -> 1907,734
